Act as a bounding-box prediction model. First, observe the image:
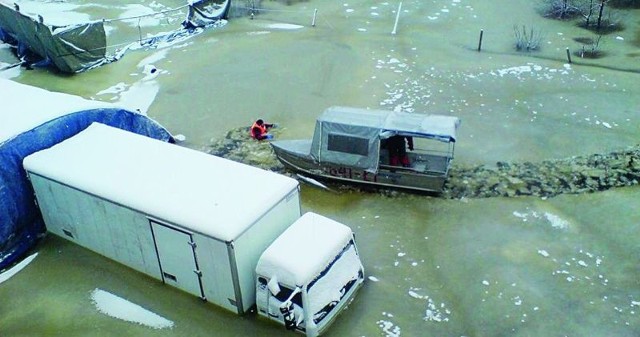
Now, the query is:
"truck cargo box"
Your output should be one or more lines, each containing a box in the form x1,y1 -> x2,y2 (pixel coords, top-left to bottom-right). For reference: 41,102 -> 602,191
23,123 -> 301,314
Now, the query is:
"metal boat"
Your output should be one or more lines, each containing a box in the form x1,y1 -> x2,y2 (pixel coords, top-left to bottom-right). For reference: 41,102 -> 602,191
271,106 -> 461,193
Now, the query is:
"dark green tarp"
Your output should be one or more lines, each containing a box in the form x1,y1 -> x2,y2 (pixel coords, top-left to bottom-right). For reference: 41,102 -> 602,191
0,2 -> 106,73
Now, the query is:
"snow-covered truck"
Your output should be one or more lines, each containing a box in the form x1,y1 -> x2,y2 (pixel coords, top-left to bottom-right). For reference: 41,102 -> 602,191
22,123 -> 364,335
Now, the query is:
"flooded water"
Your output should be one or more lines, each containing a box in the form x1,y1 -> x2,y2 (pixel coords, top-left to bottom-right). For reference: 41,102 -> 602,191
1,0 -> 639,336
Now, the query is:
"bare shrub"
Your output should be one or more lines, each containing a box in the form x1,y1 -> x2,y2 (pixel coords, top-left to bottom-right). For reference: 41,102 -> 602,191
539,0 -> 582,19
577,0 -> 625,33
574,35 -> 606,58
514,25 -> 544,51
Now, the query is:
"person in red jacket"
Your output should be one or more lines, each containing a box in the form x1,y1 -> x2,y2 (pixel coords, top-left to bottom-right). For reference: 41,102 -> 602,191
250,119 -> 276,140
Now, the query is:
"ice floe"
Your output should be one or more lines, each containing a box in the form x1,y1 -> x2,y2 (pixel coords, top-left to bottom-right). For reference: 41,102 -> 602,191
377,314 -> 401,337
512,209 -> 569,230
0,253 -> 38,285
407,288 -> 451,323
90,288 -> 174,329
266,23 -> 304,30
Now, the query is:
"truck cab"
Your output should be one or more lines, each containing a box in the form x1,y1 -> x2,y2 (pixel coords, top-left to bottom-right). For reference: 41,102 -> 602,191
255,212 -> 365,336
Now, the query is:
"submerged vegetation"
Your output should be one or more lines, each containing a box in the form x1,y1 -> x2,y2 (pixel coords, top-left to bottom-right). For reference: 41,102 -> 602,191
537,0 -> 638,60
573,35 -> 606,58
514,25 -> 544,51
540,0 -> 625,33
540,0 -> 583,19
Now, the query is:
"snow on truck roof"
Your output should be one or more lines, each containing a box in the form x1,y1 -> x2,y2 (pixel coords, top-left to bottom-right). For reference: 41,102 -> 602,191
22,123 -> 299,241
256,212 -> 354,286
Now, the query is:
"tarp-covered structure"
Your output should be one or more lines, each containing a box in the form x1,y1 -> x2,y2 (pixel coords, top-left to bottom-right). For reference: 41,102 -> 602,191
183,0 -> 231,29
0,1 -> 107,73
310,106 -> 461,173
0,79 -> 173,270
0,0 -> 231,73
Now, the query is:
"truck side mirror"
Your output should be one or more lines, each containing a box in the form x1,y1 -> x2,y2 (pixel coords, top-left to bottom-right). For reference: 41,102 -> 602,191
267,276 -> 281,295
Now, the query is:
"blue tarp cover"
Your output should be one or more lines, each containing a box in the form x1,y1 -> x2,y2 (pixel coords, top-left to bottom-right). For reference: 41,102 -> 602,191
0,108 -> 173,271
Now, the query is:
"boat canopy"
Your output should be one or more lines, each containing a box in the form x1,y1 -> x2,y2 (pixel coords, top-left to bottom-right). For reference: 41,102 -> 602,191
310,106 -> 461,173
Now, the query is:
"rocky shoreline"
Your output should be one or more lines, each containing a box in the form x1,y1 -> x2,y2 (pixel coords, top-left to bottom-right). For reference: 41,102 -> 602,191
443,148 -> 640,199
202,127 -> 640,199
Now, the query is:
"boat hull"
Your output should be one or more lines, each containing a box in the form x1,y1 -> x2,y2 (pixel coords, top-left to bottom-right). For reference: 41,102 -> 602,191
271,141 -> 447,193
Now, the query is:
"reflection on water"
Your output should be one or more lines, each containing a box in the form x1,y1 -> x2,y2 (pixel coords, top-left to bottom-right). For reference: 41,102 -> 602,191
1,0 -> 639,336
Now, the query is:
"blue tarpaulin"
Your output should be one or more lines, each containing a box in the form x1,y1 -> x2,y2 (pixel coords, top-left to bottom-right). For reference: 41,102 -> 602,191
0,82 -> 173,270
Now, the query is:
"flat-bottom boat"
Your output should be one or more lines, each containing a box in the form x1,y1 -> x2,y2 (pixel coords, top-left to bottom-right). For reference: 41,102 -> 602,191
271,106 -> 461,193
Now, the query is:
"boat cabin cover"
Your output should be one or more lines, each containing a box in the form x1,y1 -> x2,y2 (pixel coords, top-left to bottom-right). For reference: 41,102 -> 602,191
310,106 -> 461,173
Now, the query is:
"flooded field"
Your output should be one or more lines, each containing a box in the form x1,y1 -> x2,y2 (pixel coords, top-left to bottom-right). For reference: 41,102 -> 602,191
1,0 -> 639,336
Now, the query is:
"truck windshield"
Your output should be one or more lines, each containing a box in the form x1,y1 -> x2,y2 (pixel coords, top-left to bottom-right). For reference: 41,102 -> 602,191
307,240 -> 363,324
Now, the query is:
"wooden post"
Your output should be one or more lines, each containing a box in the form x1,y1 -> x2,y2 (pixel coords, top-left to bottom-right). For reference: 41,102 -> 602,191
566,47 -> 572,63
477,29 -> 484,52
312,9 -> 317,27
391,2 -> 402,35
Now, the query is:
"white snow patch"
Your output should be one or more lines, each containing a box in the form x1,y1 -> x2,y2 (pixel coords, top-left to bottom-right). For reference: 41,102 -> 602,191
538,249 -> 550,257
266,23 -> 304,30
137,49 -> 169,68
377,319 -> 401,337
424,297 -> 450,322
90,288 -> 174,329
544,212 -> 569,229
0,253 -> 38,285
496,65 -> 533,77
12,2 -> 91,26
119,4 -> 163,27
513,296 -> 523,306
409,290 -> 425,299
95,59 -> 162,114
0,62 -> 21,79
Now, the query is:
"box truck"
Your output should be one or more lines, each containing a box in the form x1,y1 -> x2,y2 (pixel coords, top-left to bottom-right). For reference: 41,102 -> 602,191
23,123 -> 364,335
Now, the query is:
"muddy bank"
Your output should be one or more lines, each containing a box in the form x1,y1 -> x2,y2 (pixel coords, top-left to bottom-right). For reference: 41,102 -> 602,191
202,127 -> 640,199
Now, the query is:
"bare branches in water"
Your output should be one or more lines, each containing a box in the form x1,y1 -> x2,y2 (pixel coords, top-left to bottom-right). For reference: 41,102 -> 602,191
514,25 -> 544,52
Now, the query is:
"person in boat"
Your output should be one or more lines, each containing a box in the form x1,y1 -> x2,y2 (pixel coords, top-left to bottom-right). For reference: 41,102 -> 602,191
387,135 -> 413,167
250,119 -> 276,140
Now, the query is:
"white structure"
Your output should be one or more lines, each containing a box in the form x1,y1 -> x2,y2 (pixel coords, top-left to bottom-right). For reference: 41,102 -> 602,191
23,123 -> 301,314
256,212 -> 365,336
0,79 -> 107,140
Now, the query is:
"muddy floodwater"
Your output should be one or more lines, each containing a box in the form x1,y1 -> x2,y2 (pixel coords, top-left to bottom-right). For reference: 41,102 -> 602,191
1,0 -> 639,336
